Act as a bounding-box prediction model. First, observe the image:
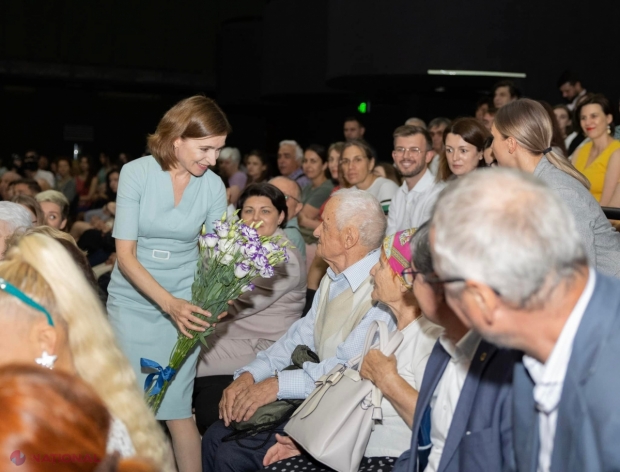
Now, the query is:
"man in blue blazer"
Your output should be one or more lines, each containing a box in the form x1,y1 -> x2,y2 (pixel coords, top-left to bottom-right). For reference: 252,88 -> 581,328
392,222 -> 519,472
429,168 -> 620,472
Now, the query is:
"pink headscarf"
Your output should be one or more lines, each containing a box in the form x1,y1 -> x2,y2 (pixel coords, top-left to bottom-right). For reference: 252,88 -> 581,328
382,228 -> 417,288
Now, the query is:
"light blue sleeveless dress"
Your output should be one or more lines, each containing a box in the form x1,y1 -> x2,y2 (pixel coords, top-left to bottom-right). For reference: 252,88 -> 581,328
107,156 -> 227,420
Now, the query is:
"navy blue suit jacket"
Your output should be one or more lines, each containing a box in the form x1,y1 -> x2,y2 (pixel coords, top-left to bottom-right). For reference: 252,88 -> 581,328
513,271 -> 620,472
393,338 -> 519,472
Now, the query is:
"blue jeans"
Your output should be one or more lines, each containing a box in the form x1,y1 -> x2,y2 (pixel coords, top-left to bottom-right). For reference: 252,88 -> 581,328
201,419 -> 286,472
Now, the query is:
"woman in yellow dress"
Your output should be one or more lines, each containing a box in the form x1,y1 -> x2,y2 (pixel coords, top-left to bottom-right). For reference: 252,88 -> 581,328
572,94 -> 620,205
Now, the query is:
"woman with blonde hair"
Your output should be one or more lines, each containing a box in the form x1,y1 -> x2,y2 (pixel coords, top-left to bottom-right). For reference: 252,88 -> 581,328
492,98 -> 620,277
0,233 -> 174,471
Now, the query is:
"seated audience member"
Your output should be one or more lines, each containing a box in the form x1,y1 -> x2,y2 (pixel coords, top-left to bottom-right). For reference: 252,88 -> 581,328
321,142 -> 348,213
373,161 -> 402,186
9,178 -> 42,197
554,104 -> 579,150
342,140 -> 399,214
430,168 -> 620,472
539,101 -> 569,157
557,70 -> 587,111
572,94 -> 620,205
218,147 -> 247,206
298,144 -> 334,248
194,183 -> 307,433
277,140 -> 310,188
392,222 -> 520,472
0,170 -> 20,200
245,150 -> 270,185
482,106 -> 497,131
263,228 -> 442,472
97,152 -> 115,186
201,189 -> 396,472
75,155 -> 98,213
11,194 -> 44,226
0,365 -> 158,472
492,99 -> 620,277
405,117 -> 427,129
36,190 -> 70,230
83,169 -> 119,224
0,201 -> 32,258
55,156 -> 77,204
387,126 -> 445,235
0,233 -> 173,470
428,118 -> 451,175
269,176 -> 306,259
492,79 -> 521,109
437,117 -> 490,181
23,151 -> 55,189
475,96 -> 493,122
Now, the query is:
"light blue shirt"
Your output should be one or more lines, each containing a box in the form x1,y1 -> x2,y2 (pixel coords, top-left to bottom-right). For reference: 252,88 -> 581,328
235,249 -> 396,399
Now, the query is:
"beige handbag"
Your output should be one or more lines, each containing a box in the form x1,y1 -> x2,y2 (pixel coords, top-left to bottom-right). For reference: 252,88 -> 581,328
284,320 -> 403,472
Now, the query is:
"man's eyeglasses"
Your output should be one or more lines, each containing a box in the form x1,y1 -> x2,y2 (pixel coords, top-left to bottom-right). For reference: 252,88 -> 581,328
393,147 -> 428,157
424,275 -> 501,296
401,268 -> 423,286
284,194 -> 301,204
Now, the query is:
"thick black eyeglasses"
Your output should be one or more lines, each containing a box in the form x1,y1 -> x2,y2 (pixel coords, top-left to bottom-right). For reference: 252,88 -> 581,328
401,268 -> 423,287
424,275 -> 501,296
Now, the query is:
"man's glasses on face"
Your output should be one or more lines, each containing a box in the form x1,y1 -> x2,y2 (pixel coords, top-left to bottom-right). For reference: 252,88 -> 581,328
393,147 -> 427,158
284,194 -> 301,204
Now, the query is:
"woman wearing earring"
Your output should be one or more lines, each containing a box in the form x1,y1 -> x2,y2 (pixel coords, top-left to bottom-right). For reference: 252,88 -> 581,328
107,96 -> 230,472
491,99 -> 620,277
572,94 -> 620,205
0,233 -> 174,469
436,117 -> 490,182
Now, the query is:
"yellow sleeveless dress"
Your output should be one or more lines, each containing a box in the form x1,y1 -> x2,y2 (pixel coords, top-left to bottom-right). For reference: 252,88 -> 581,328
574,140 -> 620,201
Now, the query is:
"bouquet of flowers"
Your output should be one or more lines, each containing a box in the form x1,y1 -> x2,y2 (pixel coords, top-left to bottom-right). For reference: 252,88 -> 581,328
141,213 -> 289,413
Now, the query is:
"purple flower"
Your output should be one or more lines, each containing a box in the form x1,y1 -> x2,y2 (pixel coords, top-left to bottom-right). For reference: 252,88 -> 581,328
200,233 -> 219,249
214,221 -> 230,238
234,262 -> 251,278
241,225 -> 259,241
259,264 -> 275,278
241,283 -> 255,292
241,243 -> 259,258
252,254 -> 269,269
283,248 -> 289,263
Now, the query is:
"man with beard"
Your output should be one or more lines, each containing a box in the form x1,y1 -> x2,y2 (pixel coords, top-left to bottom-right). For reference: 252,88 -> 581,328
386,125 -> 446,234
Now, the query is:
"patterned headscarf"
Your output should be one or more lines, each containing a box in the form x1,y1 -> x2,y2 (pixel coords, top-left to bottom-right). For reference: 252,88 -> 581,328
382,228 -> 417,288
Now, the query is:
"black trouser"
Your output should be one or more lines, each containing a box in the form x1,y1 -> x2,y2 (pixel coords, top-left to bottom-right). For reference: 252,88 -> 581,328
193,375 -> 234,435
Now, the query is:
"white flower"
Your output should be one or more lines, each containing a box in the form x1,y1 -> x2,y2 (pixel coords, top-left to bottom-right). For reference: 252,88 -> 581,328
234,262 -> 251,278
241,283 -> 255,292
218,239 -> 235,254
200,233 -> 219,249
220,254 -> 234,265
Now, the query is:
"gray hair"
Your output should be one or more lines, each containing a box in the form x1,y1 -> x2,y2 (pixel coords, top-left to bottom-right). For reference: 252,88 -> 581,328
428,117 -> 451,129
279,140 -> 303,162
410,221 -> 433,275
0,202 -> 33,232
405,117 -> 427,129
332,188 -> 386,249
431,168 -> 587,309
219,147 -> 241,165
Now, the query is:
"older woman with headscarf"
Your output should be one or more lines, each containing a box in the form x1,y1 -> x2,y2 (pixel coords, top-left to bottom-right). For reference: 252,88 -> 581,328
262,229 -> 442,472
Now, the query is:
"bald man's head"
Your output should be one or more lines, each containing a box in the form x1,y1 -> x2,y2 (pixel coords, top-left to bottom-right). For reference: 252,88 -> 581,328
269,176 -> 303,221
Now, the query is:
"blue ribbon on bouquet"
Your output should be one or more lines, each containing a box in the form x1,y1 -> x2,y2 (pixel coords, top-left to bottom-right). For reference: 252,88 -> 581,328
140,358 -> 177,396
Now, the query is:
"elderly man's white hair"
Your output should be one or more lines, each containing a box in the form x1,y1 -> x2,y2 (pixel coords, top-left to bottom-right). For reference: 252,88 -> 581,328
331,188 -> 386,249
279,140 -> 303,162
219,147 -> 241,165
431,168 -> 587,309
0,201 -> 33,232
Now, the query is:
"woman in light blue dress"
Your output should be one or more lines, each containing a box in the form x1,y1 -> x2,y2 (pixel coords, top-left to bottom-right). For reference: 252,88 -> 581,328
107,96 -> 230,472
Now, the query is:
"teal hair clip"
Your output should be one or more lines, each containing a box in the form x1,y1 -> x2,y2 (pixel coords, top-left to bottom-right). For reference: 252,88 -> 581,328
0,278 -> 54,327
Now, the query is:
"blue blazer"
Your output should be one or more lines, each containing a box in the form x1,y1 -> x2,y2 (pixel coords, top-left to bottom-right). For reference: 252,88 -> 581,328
513,271 -> 620,472
393,338 -> 519,472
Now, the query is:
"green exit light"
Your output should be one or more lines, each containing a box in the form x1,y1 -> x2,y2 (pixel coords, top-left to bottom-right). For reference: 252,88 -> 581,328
357,102 -> 368,114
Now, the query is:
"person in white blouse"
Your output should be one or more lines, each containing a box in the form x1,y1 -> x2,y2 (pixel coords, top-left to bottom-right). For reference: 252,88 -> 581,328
386,126 -> 445,235
263,228 -> 442,472
341,140 -> 399,214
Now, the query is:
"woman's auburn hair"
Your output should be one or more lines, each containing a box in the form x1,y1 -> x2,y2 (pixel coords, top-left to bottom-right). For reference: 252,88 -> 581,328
147,95 -> 232,171
1,234 -> 175,472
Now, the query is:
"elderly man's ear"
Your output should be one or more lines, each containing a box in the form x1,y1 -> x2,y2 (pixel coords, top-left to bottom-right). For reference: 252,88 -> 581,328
342,226 -> 360,249
464,280 -> 500,326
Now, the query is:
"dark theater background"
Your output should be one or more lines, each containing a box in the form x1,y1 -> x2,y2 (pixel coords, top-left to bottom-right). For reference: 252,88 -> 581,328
1,0 -> 618,163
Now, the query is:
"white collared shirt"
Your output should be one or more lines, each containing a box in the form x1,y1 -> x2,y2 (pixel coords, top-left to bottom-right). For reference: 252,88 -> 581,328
522,269 -> 596,472
425,330 -> 482,472
386,169 -> 445,235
